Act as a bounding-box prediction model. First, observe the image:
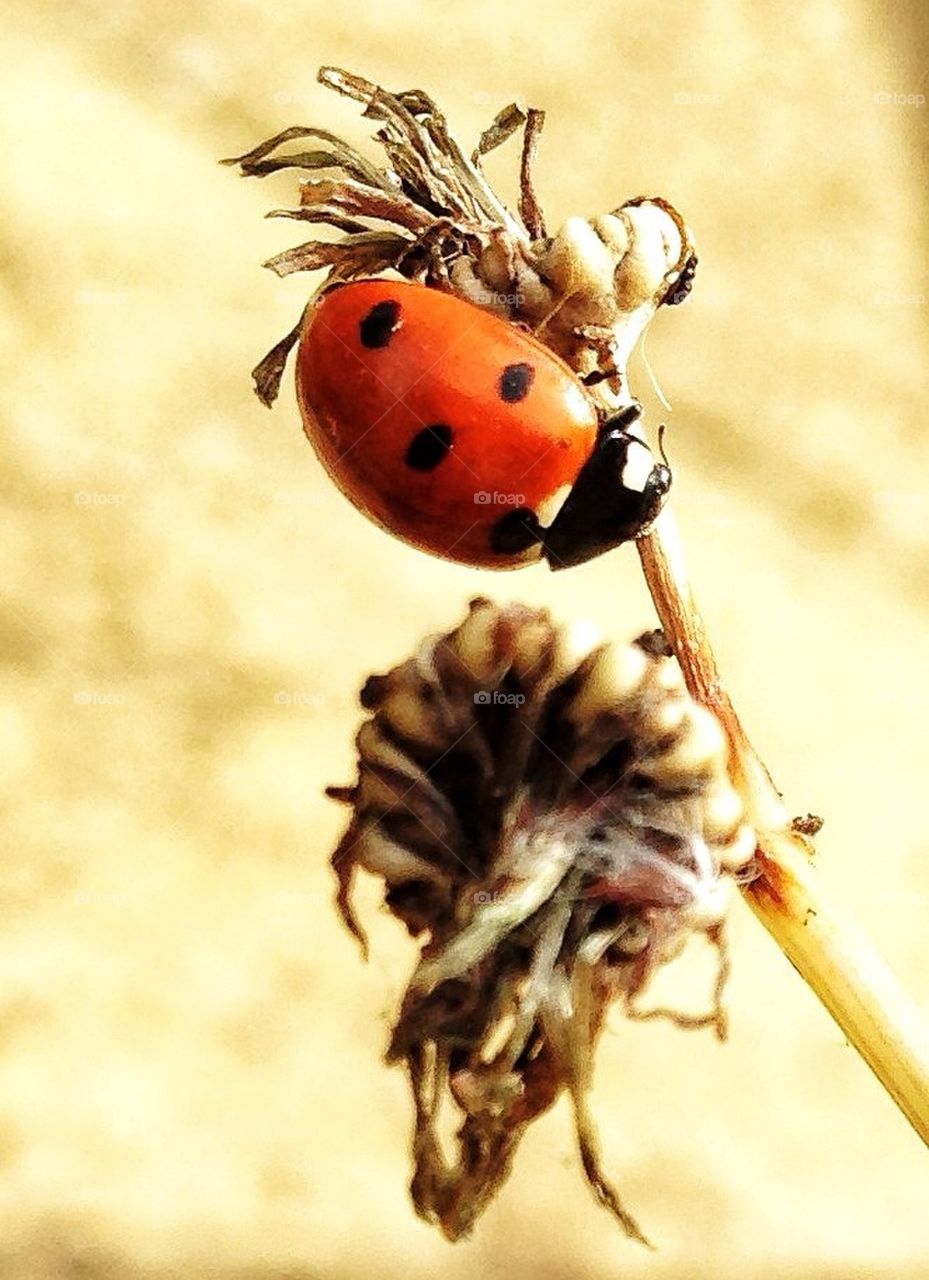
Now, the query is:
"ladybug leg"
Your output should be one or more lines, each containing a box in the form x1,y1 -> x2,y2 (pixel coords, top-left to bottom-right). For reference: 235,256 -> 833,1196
541,405 -> 671,570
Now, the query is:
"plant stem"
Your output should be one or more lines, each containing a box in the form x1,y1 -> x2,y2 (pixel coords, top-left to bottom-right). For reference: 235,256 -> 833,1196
637,505 -> 929,1145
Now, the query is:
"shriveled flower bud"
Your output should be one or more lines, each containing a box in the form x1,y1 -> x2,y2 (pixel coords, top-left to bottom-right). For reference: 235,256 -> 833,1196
328,599 -> 755,1243
225,66 -> 695,411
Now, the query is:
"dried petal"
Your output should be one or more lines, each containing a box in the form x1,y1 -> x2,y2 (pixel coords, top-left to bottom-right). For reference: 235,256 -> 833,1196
231,66 -> 697,410
473,103 -> 527,165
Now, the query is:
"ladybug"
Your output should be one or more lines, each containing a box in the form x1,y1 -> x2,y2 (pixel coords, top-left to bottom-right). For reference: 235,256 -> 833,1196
294,279 -> 670,570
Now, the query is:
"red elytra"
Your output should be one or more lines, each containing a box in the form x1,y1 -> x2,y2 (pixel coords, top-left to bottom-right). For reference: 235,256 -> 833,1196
295,279 -> 599,568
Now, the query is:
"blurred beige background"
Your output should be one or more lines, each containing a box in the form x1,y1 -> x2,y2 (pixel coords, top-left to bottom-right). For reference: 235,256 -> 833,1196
2,1 -> 928,1276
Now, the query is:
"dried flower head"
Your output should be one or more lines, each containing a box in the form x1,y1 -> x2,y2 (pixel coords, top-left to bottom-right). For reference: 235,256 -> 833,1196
328,599 -> 755,1243
224,66 -> 696,411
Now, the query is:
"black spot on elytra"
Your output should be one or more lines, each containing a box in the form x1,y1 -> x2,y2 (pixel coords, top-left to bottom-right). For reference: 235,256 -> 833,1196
405,423 -> 453,471
499,362 -> 535,403
488,507 -> 543,555
359,299 -> 400,348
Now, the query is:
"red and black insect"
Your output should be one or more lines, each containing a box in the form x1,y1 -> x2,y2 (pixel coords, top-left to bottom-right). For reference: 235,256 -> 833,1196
290,278 -> 670,570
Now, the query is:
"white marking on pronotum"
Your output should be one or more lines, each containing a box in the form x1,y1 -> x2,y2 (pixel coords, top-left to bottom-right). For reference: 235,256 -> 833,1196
620,439 -> 655,493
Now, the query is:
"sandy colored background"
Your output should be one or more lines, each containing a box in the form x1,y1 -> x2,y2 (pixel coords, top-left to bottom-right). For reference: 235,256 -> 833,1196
2,1 -> 928,1276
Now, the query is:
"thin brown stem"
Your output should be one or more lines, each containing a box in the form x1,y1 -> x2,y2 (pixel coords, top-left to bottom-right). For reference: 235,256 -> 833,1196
637,504 -> 929,1146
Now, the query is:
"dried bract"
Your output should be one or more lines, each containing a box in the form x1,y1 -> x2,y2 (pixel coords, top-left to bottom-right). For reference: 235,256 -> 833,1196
329,600 -> 755,1242
225,67 -> 696,409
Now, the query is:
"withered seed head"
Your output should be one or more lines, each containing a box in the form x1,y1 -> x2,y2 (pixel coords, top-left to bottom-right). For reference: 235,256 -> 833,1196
328,599 -> 754,1243
225,66 -> 696,410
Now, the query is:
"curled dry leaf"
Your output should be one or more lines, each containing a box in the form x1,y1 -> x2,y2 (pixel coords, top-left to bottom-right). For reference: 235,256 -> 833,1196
225,66 -> 697,408
328,599 -> 755,1242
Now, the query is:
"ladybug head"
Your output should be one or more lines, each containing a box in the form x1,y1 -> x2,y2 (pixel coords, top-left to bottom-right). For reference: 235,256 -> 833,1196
542,405 -> 672,570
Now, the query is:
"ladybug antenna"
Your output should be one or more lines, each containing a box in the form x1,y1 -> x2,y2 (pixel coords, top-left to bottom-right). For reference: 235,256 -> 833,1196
657,423 -> 671,470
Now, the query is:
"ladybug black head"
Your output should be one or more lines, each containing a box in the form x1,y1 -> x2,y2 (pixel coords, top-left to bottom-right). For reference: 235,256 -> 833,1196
541,405 -> 671,570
